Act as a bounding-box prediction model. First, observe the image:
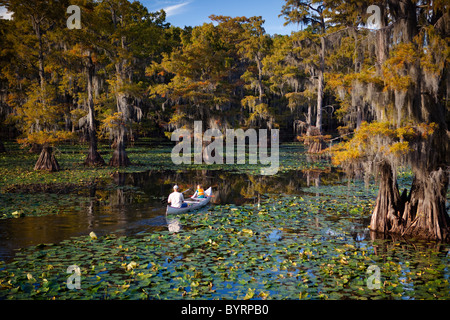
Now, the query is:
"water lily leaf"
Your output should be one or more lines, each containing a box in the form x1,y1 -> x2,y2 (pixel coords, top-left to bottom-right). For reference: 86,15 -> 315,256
243,288 -> 255,300
126,261 -> 138,271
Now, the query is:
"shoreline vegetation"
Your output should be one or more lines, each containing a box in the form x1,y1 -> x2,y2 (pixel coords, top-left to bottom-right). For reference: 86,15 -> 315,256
0,141 -> 331,191
0,141 -> 334,217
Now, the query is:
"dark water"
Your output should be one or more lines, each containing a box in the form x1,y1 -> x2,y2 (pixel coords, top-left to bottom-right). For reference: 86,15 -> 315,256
0,169 -> 345,262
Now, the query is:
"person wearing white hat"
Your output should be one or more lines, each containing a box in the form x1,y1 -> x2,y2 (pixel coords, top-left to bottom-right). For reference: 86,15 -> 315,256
167,185 -> 187,208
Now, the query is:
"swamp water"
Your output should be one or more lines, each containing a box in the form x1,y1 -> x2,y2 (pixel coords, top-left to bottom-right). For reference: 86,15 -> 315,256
0,169 -> 338,261
0,157 -> 449,299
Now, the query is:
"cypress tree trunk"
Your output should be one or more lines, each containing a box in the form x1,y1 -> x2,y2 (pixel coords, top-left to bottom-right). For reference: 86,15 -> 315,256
31,15 -> 45,96
401,169 -> 449,241
84,54 -> 105,167
34,144 -> 60,172
110,55 -> 132,167
109,121 -> 131,167
305,126 -> 325,153
256,56 -> 264,103
85,137 -> 105,167
109,135 -> 131,167
370,162 -> 404,235
316,36 -> 325,134
370,162 -> 450,241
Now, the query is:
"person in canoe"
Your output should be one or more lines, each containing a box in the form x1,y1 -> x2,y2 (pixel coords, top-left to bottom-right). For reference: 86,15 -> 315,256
168,185 -> 187,208
192,184 -> 205,199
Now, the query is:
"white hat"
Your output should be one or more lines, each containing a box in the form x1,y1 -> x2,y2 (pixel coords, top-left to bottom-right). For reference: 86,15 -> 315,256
173,185 -> 179,189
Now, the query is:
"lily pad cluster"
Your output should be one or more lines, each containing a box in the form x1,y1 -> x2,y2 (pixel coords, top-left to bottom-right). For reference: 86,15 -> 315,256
1,190 -> 448,300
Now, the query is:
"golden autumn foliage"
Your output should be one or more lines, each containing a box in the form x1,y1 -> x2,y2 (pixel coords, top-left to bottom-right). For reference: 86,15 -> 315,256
382,28 -> 450,92
297,134 -> 332,144
327,68 -> 384,94
17,130 -> 76,147
416,25 -> 450,75
100,112 -> 127,135
330,121 -> 437,166
382,43 -> 418,92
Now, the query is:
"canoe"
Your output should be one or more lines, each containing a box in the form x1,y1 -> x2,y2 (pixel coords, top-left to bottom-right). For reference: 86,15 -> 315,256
166,187 -> 212,214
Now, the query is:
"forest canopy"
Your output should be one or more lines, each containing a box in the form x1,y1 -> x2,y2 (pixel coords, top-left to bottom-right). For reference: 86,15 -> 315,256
0,0 -> 346,162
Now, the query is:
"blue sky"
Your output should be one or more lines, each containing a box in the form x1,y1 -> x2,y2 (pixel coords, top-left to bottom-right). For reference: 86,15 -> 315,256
141,0 -> 300,35
0,6 -> 12,19
1,0 -> 300,35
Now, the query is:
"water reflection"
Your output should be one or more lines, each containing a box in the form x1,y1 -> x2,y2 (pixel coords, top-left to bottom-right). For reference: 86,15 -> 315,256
369,229 -> 450,255
267,229 -> 283,242
167,218 -> 182,233
1,169 -> 343,261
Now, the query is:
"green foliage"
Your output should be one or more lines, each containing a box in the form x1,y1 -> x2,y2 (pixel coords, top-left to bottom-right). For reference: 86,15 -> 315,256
280,0 -> 325,31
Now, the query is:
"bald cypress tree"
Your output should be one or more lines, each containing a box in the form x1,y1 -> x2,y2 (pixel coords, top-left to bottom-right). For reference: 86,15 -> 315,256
0,0 -> 75,171
331,1 -> 450,241
280,1 -> 328,152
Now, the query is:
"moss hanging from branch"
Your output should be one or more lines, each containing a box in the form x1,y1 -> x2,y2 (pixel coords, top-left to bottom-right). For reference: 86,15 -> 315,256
325,0 -> 449,241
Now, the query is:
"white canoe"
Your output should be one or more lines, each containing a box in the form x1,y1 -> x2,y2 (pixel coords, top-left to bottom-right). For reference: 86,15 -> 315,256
166,187 -> 212,214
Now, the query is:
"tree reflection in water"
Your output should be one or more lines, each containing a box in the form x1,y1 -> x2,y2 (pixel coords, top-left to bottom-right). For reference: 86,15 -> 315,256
0,168 -> 344,262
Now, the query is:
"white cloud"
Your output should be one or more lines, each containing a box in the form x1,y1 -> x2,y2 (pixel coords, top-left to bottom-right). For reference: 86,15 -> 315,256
163,1 -> 190,17
0,6 -> 13,20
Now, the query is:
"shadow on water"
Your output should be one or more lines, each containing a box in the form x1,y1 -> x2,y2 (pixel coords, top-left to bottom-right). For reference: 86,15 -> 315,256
0,168 -> 344,262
